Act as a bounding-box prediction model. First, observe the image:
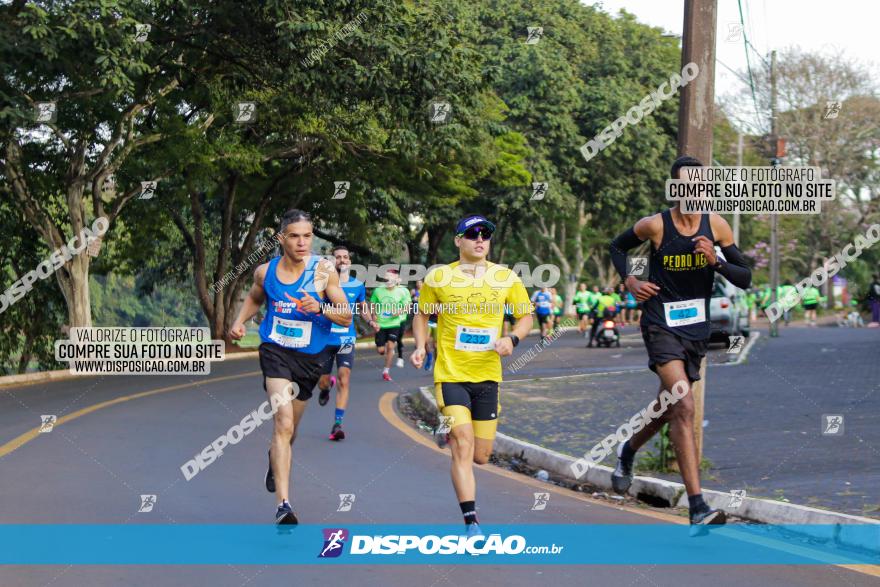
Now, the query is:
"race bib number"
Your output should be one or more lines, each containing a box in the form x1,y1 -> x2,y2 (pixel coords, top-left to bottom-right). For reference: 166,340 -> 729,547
663,299 -> 706,327
454,326 -> 497,351
269,316 -> 312,348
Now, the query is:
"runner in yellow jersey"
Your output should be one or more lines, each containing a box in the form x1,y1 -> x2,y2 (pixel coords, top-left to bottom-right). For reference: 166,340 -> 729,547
410,215 -> 533,540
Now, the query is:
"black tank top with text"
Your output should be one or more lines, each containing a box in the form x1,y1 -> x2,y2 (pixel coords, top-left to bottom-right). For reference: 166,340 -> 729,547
641,209 -> 715,341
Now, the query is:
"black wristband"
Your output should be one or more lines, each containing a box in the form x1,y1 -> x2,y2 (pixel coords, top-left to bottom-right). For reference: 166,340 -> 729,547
509,334 -> 520,347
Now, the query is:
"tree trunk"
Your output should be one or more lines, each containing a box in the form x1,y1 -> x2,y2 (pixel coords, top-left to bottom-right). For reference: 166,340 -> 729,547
426,226 -> 446,266
16,344 -> 32,375
592,253 -> 608,286
56,253 -> 92,327
563,280 -> 577,316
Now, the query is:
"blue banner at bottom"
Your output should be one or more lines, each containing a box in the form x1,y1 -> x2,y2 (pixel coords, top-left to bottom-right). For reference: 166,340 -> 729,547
1,524 -> 877,565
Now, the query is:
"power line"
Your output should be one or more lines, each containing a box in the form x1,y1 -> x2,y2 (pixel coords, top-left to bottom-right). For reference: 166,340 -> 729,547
742,0 -> 770,67
716,58 -> 765,131
737,0 -> 762,124
744,0 -> 756,52
746,38 -> 770,67
716,58 -> 752,86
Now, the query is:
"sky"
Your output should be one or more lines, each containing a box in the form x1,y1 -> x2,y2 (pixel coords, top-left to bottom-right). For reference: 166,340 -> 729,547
589,0 -> 879,128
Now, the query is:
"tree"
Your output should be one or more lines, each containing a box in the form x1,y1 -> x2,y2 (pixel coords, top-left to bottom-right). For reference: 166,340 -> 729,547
0,0 -> 201,327
473,1 -> 682,308
726,48 -> 880,297
0,196 -> 66,374
117,0 -> 508,340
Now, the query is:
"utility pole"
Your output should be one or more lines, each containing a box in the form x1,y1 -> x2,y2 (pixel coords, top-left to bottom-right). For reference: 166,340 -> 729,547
678,0 -> 717,162
677,0 -> 717,465
769,50 -> 780,338
733,131 -> 743,243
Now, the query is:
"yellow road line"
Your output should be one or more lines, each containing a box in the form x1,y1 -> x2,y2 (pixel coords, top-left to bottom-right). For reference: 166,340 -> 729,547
2,378 -> 877,578
0,371 -> 260,459
378,391 -> 880,577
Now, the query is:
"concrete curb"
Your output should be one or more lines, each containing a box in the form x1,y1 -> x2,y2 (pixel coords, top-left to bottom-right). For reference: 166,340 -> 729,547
411,385 -> 684,507
409,385 -> 879,552
0,369 -> 92,389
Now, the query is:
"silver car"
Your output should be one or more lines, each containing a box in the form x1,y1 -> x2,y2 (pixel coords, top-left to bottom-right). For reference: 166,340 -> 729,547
709,275 -> 750,341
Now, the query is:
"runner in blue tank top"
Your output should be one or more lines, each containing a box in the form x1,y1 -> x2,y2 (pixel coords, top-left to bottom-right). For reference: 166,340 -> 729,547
314,244 -> 375,442
607,156 -> 752,536
229,209 -> 352,525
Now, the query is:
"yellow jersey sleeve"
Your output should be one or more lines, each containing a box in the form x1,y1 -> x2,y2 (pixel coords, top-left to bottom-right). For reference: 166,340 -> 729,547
418,269 -> 440,311
505,273 -> 532,318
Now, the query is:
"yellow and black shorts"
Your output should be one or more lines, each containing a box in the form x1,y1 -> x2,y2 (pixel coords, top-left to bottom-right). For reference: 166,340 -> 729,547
434,381 -> 500,440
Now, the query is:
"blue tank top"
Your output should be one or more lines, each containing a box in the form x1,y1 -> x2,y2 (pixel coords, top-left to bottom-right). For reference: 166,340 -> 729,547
315,276 -> 366,347
259,255 -> 333,354
533,291 -> 553,315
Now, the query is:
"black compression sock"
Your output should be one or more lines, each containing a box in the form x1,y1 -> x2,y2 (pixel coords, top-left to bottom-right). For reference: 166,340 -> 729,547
688,493 -> 709,515
459,501 -> 478,525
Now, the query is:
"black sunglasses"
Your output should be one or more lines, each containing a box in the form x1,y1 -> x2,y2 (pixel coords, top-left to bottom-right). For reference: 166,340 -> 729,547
458,226 -> 493,241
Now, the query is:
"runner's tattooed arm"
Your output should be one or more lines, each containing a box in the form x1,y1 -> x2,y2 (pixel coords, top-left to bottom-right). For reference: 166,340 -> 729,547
705,214 -> 752,289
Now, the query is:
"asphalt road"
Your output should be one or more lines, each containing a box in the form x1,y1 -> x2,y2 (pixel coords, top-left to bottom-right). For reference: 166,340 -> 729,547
500,324 -> 880,518
0,326 -> 876,586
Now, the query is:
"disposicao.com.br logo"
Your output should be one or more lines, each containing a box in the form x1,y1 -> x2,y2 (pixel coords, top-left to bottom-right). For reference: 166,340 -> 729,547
319,528 -> 563,557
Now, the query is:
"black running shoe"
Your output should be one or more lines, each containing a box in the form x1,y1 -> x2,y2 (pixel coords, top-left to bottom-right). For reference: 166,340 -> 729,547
611,441 -> 634,495
689,508 -> 727,536
318,386 -> 331,407
275,501 -> 298,525
265,451 -> 275,493
329,422 -> 345,441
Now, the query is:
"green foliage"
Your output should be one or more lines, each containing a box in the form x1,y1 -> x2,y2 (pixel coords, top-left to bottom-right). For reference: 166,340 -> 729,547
10,0 -> 844,369
91,273 -> 206,328
0,199 -> 65,374
639,423 -> 677,472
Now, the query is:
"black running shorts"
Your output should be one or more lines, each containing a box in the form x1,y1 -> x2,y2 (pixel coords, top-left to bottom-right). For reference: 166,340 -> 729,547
434,381 -> 500,440
374,326 -> 400,347
640,324 -> 708,382
535,313 -> 550,325
258,342 -> 328,401
319,343 -> 355,374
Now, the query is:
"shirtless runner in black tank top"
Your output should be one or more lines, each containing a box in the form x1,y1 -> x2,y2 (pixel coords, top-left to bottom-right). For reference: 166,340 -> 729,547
607,155 -> 752,535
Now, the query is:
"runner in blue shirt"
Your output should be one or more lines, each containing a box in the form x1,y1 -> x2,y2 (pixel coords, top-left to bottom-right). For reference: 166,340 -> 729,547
230,209 -> 352,525
314,244 -> 376,441
531,286 -> 554,340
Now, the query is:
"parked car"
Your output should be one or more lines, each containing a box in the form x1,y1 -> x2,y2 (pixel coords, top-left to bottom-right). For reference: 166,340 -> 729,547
709,274 -> 750,341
